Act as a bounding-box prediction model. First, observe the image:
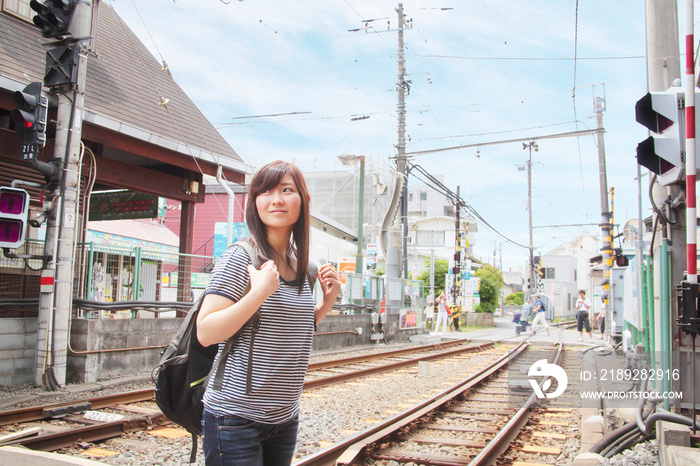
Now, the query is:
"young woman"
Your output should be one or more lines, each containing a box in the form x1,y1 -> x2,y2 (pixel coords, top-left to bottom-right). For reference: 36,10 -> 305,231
435,290 -> 450,334
196,160 -> 341,465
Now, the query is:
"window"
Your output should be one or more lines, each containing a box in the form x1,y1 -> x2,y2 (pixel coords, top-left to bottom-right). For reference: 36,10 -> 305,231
420,191 -> 427,201
545,267 -> 555,280
3,0 -> 33,21
416,230 -> 445,247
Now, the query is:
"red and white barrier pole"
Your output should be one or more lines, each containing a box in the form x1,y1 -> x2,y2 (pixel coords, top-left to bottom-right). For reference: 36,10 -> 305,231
686,0 -> 697,284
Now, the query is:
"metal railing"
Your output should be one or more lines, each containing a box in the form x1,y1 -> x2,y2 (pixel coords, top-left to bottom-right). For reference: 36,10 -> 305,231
2,241 -> 431,320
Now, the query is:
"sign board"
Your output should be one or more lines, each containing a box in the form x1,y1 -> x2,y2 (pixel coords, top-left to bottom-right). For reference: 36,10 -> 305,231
399,308 -> 420,329
338,257 -> 356,284
89,191 -> 159,221
213,222 -> 250,258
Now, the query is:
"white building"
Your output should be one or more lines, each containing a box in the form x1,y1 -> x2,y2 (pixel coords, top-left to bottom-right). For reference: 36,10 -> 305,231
539,232 -> 599,318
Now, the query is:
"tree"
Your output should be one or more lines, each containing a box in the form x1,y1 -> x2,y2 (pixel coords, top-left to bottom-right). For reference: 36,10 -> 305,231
474,264 -> 503,313
417,258 -> 449,297
505,291 -> 524,306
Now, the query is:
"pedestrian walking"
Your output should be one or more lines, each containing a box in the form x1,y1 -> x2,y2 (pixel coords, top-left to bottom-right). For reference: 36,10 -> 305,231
196,160 -> 341,465
575,290 -> 593,341
531,293 -> 550,336
597,297 -> 606,339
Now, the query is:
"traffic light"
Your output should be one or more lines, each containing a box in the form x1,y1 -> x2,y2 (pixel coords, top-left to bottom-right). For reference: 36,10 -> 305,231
635,88 -> 684,186
0,187 -> 30,249
30,0 -> 77,39
538,267 -> 545,279
10,82 -> 47,160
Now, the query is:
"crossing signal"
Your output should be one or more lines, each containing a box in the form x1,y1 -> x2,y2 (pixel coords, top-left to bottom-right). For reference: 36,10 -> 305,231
538,267 -> 546,279
635,88 -> 684,186
30,0 -> 77,39
10,82 -> 47,160
0,188 -> 30,249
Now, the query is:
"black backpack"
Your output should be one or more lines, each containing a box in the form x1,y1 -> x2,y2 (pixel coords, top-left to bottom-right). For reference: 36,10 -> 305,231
152,239 -> 317,462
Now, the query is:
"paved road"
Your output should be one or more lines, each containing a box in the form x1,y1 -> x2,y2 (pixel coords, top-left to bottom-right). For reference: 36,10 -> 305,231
434,313 -> 607,347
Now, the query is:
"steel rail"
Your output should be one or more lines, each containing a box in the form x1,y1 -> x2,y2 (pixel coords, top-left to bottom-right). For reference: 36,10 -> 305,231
4,413 -> 168,451
307,338 -> 470,370
468,331 -> 565,466
304,341 -> 495,390
0,389 -> 155,426
0,340 -> 476,427
294,340 -> 529,466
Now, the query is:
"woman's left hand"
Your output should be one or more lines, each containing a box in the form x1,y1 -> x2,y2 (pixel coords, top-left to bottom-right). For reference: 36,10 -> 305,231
317,263 -> 341,308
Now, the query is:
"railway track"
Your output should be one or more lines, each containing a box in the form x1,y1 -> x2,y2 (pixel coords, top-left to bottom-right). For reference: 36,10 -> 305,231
295,334 -> 582,465
0,339 -> 496,453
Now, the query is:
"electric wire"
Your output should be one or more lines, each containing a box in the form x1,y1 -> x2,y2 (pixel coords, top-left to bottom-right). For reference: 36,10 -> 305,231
409,162 -> 529,249
112,4 -> 240,222
571,0 -> 588,218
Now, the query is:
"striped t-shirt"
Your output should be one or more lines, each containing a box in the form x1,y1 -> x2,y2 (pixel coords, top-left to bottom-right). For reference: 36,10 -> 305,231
202,245 -> 315,424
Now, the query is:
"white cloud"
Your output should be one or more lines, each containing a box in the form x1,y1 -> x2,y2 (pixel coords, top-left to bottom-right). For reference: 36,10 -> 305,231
111,0 -> 661,269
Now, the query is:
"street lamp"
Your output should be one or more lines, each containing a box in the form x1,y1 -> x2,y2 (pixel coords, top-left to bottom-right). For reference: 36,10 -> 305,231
338,154 -> 365,275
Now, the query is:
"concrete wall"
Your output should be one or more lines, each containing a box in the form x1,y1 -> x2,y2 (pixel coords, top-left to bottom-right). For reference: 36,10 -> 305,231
463,312 -> 494,327
67,318 -> 182,384
0,312 -> 428,386
0,318 -> 37,386
64,313 -> 425,384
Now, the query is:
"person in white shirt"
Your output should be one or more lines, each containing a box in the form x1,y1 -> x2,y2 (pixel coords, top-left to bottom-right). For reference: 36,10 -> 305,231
435,290 -> 450,334
597,297 -> 606,339
575,290 -> 593,341
425,293 -> 435,330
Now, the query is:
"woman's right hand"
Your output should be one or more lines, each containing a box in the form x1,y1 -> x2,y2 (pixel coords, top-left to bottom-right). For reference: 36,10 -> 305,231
248,260 -> 279,299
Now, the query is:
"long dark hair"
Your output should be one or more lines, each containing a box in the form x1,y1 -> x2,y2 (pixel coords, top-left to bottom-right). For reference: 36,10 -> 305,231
245,160 -> 310,292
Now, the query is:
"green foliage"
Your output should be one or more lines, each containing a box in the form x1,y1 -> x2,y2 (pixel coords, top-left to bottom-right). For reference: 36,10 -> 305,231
474,301 -> 496,313
505,291 -> 524,306
475,264 -> 503,313
417,259 -> 449,295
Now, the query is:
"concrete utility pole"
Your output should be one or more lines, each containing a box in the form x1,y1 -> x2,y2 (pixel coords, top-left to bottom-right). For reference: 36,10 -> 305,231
36,2 -> 94,389
523,140 -> 537,301
354,3 -> 412,280
644,0 -> 680,406
396,2 -> 409,279
593,87 -> 613,335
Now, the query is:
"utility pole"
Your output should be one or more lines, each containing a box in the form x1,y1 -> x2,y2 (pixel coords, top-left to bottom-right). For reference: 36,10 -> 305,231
643,0 -> 679,406
592,86 -> 613,337
34,1 -> 93,389
353,3 -> 412,279
396,2 -> 410,279
523,141 -> 537,301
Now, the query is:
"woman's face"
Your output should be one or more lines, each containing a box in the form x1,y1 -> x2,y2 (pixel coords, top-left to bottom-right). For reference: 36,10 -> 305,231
255,173 -> 302,232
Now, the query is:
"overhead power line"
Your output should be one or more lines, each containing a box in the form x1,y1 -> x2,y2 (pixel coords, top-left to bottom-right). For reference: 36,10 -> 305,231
392,128 -> 604,159
409,163 -> 529,250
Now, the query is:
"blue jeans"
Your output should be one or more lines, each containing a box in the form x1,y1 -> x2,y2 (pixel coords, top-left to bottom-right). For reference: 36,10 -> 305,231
202,410 -> 299,466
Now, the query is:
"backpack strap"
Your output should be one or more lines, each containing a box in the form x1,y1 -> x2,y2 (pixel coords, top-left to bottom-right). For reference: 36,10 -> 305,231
207,238 -> 318,394
207,239 -> 261,393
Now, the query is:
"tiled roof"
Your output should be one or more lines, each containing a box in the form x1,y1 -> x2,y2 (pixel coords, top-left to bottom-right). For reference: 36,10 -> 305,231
0,4 -> 244,173
87,219 -> 180,247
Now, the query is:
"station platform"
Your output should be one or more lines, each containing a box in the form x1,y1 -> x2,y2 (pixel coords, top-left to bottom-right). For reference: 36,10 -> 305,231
0,446 -> 104,465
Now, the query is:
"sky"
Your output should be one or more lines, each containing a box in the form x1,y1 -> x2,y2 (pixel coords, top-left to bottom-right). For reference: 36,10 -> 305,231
109,0 -> 661,271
